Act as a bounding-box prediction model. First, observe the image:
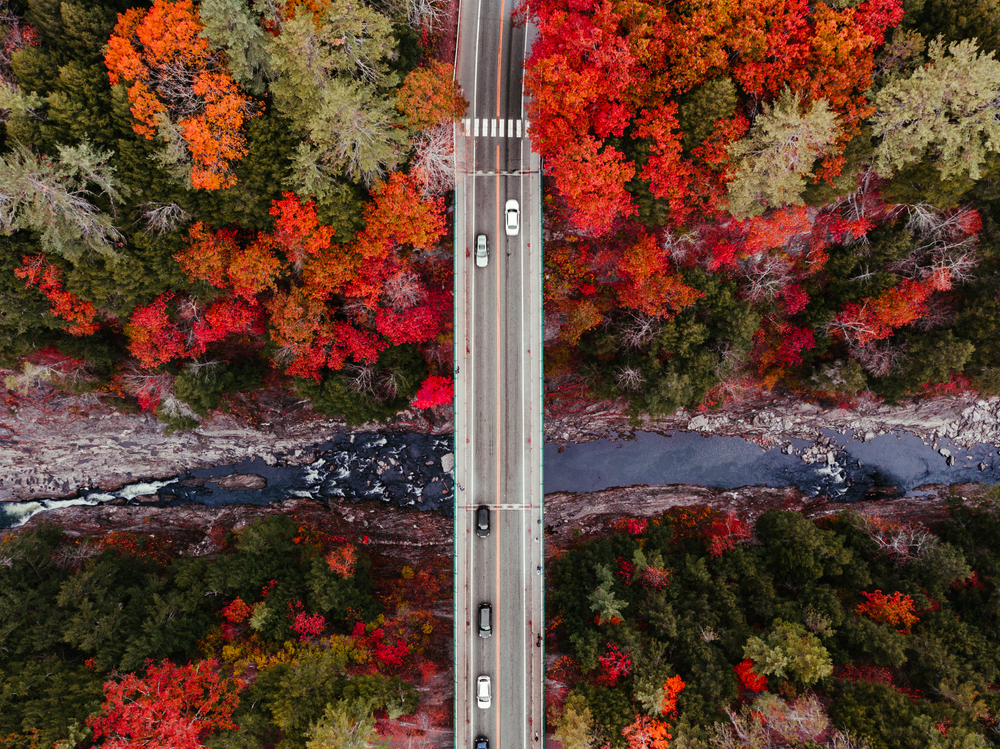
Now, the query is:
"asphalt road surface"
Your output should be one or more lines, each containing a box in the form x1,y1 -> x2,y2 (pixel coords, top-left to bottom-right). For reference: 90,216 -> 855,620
452,0 -> 544,746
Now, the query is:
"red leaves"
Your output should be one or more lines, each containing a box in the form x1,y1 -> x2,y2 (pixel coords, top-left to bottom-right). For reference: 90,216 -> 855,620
15,254 -> 99,336
856,590 -> 919,633
597,643 -> 632,686
87,659 -> 238,749
705,511 -> 752,557
221,598 -> 252,623
411,375 -> 454,409
291,611 -> 326,639
126,293 -> 188,369
543,136 -> 636,237
735,659 -> 768,693
832,276 -> 944,346
270,192 -> 336,265
615,230 -> 703,317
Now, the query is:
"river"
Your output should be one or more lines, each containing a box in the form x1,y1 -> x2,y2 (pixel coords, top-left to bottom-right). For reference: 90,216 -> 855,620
3,428 -> 999,529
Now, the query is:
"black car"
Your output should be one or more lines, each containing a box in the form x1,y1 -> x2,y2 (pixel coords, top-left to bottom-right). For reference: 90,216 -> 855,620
478,603 -> 492,638
476,505 -> 490,537
475,737 -> 489,749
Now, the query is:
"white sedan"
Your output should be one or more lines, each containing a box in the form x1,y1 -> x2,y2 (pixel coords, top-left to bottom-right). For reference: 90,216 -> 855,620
505,200 -> 519,236
476,675 -> 491,709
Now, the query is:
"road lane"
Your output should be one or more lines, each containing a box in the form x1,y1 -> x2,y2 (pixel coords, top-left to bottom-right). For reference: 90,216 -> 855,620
454,0 -> 543,744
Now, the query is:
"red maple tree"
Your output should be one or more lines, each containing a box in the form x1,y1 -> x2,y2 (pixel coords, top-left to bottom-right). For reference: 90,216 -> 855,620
15,254 -> 99,336
126,293 -> 189,368
87,659 -> 238,748
412,375 -> 454,409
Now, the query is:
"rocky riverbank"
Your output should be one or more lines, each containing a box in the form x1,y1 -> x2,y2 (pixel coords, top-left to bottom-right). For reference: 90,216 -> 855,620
4,374 -> 1000,503
545,389 -> 1000,451
12,479 -> 989,562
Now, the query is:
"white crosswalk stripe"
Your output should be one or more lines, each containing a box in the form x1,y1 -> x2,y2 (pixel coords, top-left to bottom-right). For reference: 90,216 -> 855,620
463,117 -> 531,139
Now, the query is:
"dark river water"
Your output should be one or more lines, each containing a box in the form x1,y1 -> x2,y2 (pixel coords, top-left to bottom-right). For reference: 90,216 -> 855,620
3,429 -> 1000,529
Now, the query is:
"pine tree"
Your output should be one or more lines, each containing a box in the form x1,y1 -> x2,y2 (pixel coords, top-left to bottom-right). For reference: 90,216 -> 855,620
726,89 -> 842,218
872,37 -> 1000,181
0,140 -> 124,261
198,0 -> 273,95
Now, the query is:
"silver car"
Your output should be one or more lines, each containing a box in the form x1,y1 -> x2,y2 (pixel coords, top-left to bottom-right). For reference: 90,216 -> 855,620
477,675 -> 491,709
505,200 -> 519,236
475,234 -> 488,267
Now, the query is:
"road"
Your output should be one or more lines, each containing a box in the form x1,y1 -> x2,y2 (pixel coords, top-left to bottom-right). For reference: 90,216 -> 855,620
452,0 -> 544,746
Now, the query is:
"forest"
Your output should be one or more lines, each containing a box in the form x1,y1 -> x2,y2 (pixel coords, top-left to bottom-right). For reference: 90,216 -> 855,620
545,498 -> 1000,749
528,0 -> 1000,416
0,516 -> 452,748
0,0 -> 461,428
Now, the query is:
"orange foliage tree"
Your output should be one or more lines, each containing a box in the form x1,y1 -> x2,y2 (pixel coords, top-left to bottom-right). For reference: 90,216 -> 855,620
396,61 -> 468,129
105,0 -> 260,190
856,590 -> 919,633
622,715 -> 673,749
831,273 -> 949,346
615,230 -> 703,317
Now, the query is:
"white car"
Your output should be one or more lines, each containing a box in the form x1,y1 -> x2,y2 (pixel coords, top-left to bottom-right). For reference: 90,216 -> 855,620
475,234 -> 488,267
476,675 -> 491,709
505,200 -> 519,236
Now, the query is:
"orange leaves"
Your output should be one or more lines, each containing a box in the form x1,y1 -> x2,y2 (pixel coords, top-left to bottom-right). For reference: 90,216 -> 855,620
105,0 -> 259,190
622,715 -> 673,749
326,544 -> 358,577
832,275 -> 945,346
228,236 -> 282,299
396,61 -> 468,129
615,231 -> 703,317
856,590 -> 919,633
658,675 -> 685,718
175,223 -> 237,287
175,224 -> 281,298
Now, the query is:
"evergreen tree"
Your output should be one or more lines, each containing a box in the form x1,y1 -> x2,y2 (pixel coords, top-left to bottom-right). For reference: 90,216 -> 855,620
725,89 -> 841,218
0,140 -> 124,261
873,38 -> 1000,181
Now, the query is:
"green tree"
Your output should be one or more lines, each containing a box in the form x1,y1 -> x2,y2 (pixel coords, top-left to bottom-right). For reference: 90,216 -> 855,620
0,140 -> 124,261
725,89 -> 841,218
743,619 -> 833,686
306,700 -> 387,749
266,4 -> 405,187
676,77 -> 738,153
918,0 -> 1000,54
589,563 -> 629,624
873,38 -> 1000,181
199,0 -> 273,95
553,693 -> 595,749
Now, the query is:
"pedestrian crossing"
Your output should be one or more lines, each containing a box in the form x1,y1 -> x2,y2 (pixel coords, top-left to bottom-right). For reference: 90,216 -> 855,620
462,117 -> 531,139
